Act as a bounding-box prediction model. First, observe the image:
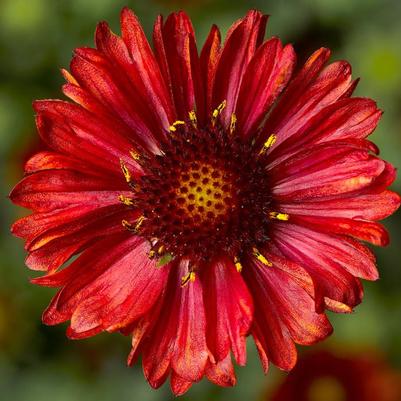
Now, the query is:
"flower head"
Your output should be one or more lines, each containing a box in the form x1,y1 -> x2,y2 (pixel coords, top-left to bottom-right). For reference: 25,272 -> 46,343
270,350 -> 401,401
10,8 -> 400,395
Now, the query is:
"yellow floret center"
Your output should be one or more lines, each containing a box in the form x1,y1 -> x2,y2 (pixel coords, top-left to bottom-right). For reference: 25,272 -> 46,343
175,162 -> 235,224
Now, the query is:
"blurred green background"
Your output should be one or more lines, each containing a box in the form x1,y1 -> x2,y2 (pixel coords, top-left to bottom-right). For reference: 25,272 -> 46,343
1,0 -> 401,400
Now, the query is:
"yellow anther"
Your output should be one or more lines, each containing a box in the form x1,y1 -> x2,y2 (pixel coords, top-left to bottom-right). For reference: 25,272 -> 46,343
169,120 -> 186,132
157,245 -> 165,255
189,110 -> 197,128
211,100 -> 227,126
230,113 -> 237,134
122,217 -> 145,233
259,134 -> 277,155
122,219 -> 135,231
134,216 -> 145,232
234,256 -> 243,273
269,211 -> 289,221
181,271 -> 196,287
120,159 -> 131,183
148,250 -> 156,259
130,149 -> 141,161
214,100 -> 227,116
118,194 -> 135,206
252,247 -> 273,267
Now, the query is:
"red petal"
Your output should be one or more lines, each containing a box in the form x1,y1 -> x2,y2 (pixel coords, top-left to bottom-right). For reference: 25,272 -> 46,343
364,161 -> 398,194
10,157 -> 136,273
127,321 -> 148,366
116,10 -> 175,126
290,215 -> 390,247
66,295 -> 105,338
279,222 -> 378,280
24,151 -> 95,175
158,11 -> 204,120
324,298 -> 354,313
42,235 -> 170,335
10,169 -> 127,212
153,15 -> 175,115
199,25 -> 221,122
244,250 -> 329,372
262,48 -> 355,148
236,38 -> 296,137
12,203 -> 127,249
272,223 -> 368,309
280,190 -> 400,222
66,323 -> 103,340
69,47 -> 161,153
203,257 -> 253,365
143,260 -> 209,385
170,373 -> 193,396
212,10 -> 268,127
245,253 -> 333,346
126,300 -> 165,366
271,144 -> 385,201
26,208 -> 132,272
33,100 -> 143,174
206,354 -> 237,387
25,241 -> 85,272
41,290 -> 67,324
61,68 -> 79,85
268,97 -> 382,166
245,253 -> 324,372
61,80 -> 163,157
252,323 -> 296,373
171,262 -> 209,381
62,82 -> 112,120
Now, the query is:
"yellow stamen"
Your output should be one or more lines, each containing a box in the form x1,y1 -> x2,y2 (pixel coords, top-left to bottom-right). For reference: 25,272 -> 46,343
118,194 -> 135,206
157,245 -> 165,255
169,120 -> 186,132
234,256 -> 243,273
130,149 -> 141,161
122,219 -> 135,231
252,247 -> 273,267
259,134 -> 277,155
120,159 -> 131,183
211,100 -> 227,126
134,216 -> 145,232
269,211 -> 289,221
181,271 -> 196,287
230,113 -> 237,134
148,250 -> 156,259
189,110 -> 197,128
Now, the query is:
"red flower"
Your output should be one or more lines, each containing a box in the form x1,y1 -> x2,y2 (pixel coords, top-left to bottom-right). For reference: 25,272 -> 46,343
270,350 -> 401,401
10,8 -> 400,395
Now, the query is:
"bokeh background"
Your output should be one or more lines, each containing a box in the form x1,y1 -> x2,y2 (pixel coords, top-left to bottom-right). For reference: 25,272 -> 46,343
1,0 -> 401,400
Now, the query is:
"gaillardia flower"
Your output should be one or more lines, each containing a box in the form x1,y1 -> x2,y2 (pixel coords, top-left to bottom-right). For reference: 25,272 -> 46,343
270,350 -> 401,401
10,8 -> 400,394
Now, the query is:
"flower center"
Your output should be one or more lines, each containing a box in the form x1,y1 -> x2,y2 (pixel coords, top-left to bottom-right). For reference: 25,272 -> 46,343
120,107 -> 282,269
176,162 -> 236,224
